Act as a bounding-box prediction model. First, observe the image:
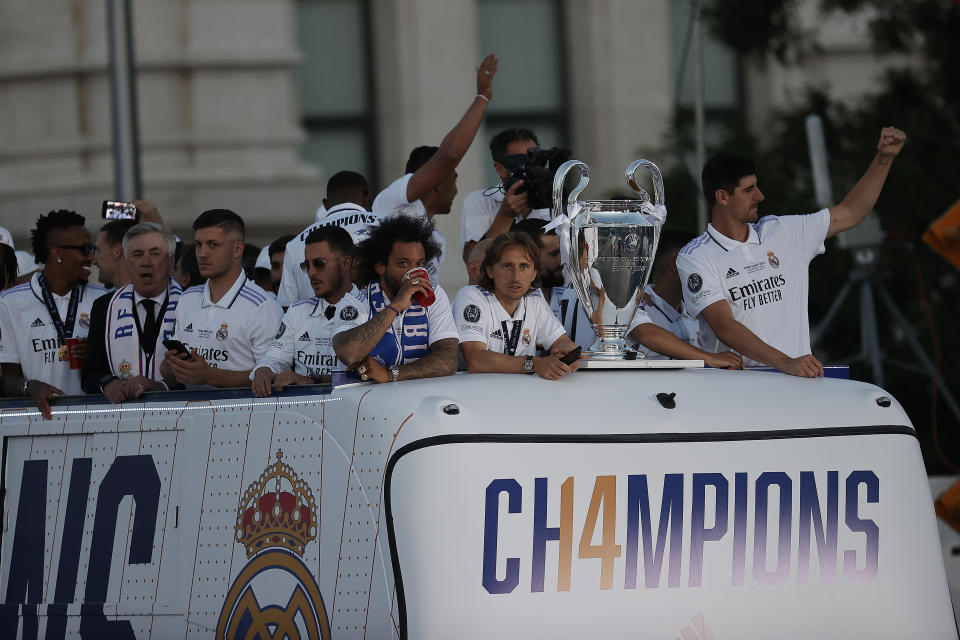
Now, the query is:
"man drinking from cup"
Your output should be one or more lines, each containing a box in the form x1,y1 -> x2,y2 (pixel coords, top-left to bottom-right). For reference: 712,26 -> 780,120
333,216 -> 458,383
0,210 -> 107,418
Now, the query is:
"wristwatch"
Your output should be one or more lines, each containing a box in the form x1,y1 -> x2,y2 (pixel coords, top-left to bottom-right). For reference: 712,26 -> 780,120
523,356 -> 535,375
99,374 -> 118,392
389,365 -> 400,383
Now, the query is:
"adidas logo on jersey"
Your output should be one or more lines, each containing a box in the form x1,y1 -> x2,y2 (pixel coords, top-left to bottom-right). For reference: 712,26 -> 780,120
184,323 -> 193,332
31,317 -> 44,327
489,329 -> 503,340
298,332 -> 310,342
725,267 -> 740,279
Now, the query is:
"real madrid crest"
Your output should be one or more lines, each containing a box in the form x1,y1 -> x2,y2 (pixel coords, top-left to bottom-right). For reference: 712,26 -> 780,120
521,328 -> 531,347
767,251 -> 780,268
217,450 -> 331,639
78,312 -> 90,329
216,322 -> 229,341
118,360 -> 132,379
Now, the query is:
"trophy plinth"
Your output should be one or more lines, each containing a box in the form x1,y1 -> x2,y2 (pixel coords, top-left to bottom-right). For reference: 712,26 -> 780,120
552,159 -> 666,362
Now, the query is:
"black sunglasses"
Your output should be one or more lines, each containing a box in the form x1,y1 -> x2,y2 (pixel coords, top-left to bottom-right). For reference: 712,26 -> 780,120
56,243 -> 96,257
299,258 -> 330,273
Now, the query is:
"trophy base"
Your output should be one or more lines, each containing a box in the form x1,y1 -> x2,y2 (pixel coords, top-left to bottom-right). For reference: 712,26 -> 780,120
578,359 -> 704,369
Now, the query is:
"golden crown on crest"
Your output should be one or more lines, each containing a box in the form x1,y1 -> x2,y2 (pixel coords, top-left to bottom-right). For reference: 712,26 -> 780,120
234,450 -> 318,558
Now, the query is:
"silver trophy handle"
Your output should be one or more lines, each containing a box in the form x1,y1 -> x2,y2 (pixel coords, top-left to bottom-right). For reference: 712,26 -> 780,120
625,159 -> 665,207
552,160 -> 590,222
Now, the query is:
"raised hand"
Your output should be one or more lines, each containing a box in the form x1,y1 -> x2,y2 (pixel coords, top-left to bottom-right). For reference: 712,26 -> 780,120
876,127 -> 906,160
476,54 -> 498,100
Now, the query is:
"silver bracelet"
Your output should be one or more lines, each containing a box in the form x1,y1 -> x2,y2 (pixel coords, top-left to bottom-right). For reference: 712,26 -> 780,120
21,378 -> 30,396
475,94 -> 490,103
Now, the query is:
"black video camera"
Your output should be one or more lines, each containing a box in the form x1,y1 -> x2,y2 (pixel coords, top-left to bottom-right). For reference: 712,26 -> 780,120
500,146 -> 572,210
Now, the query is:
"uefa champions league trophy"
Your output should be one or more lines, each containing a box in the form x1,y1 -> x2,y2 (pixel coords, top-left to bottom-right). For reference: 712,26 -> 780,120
550,159 -> 665,360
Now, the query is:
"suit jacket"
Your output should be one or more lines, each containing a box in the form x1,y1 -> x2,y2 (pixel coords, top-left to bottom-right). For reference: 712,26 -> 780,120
80,292 -> 114,394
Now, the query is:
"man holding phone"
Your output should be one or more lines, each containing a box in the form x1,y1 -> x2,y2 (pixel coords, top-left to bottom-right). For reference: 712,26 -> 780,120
161,209 -> 282,388
82,222 -> 182,401
452,232 -> 578,379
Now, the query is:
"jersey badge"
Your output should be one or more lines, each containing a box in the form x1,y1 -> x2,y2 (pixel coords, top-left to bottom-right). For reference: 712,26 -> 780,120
521,328 -> 531,347
687,273 -> 703,293
118,360 -> 132,379
216,323 -> 229,341
767,251 -> 780,268
463,304 -> 481,323
78,312 -> 90,329
217,451 -> 331,639
340,306 -> 359,321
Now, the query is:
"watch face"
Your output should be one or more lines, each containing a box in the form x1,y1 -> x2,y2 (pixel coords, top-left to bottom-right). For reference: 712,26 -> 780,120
523,358 -> 534,373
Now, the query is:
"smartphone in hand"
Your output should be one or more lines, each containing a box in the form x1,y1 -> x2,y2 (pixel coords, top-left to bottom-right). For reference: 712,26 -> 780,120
102,200 -> 140,220
162,339 -> 190,356
559,346 -> 582,365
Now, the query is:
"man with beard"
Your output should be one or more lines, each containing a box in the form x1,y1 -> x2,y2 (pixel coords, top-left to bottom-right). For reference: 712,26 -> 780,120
161,209 -> 283,388
333,215 -> 458,383
0,210 -> 106,418
81,222 -> 182,401
453,232 -> 578,379
251,226 -> 367,395
512,218 -> 565,305
677,127 -> 906,377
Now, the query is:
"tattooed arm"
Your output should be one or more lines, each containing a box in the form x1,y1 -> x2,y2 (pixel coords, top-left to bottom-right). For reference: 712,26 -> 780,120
334,277 -> 435,366
396,338 -> 458,380
333,308 -> 397,366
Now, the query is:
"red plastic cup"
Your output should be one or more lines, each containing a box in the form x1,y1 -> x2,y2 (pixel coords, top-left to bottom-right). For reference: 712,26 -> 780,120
66,337 -> 85,370
402,267 -> 435,307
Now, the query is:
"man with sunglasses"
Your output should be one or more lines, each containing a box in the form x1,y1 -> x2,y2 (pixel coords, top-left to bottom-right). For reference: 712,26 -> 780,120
251,226 -> 367,396
0,209 -> 107,418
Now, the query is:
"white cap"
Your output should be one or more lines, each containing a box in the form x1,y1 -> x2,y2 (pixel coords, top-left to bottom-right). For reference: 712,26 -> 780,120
255,245 -> 271,270
16,250 -> 39,276
0,226 -> 13,250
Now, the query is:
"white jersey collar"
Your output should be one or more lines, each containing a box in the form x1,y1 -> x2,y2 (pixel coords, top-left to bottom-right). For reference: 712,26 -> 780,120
706,222 -> 760,250
324,202 -> 370,216
311,284 -> 362,318
645,284 -> 681,323
201,270 -> 246,309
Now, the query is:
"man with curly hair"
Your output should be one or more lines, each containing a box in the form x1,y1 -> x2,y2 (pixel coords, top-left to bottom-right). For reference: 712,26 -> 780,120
0,210 -> 107,417
333,215 -> 458,383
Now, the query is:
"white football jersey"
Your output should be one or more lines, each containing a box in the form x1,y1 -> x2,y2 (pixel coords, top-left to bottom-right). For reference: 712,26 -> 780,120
277,203 -> 383,307
452,285 -> 565,357
371,173 -> 446,283
0,272 -> 107,395
676,210 -> 830,366
459,187 -> 551,248
627,285 -> 697,359
173,272 -> 283,372
254,286 -> 368,378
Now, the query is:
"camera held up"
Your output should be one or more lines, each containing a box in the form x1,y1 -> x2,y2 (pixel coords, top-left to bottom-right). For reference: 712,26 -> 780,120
501,146 -> 572,210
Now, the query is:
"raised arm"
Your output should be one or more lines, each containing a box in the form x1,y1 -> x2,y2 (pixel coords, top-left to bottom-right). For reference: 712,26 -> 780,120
405,54 -> 498,203
700,300 -> 822,377
826,127 -> 906,239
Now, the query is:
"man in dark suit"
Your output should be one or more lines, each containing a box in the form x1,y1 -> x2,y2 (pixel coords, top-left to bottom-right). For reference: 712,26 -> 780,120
82,222 -> 181,402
